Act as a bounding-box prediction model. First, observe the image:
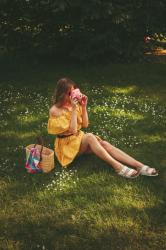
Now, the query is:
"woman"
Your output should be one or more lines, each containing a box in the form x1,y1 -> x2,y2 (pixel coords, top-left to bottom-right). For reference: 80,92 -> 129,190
48,78 -> 158,178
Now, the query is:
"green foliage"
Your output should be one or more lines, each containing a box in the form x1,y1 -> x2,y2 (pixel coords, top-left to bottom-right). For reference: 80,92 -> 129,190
0,0 -> 166,62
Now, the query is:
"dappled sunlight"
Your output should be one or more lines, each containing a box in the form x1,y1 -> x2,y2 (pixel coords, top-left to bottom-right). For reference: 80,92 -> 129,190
94,215 -> 142,232
0,178 -> 10,194
16,113 -> 47,124
0,130 -> 37,139
72,175 -> 159,210
111,108 -> 144,120
108,186 -> 159,210
81,83 -> 166,149
92,106 -> 144,120
141,133 -> 166,143
104,85 -> 138,94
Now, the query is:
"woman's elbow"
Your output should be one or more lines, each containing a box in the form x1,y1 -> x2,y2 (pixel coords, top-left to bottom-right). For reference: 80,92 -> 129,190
68,127 -> 77,134
82,123 -> 89,128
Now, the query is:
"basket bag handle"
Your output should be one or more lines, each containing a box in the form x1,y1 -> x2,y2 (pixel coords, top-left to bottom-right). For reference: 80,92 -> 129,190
34,136 -> 44,162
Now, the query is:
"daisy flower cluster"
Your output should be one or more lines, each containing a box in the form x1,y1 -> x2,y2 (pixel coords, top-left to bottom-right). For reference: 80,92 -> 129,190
83,84 -> 166,147
42,169 -> 79,193
0,83 -> 165,173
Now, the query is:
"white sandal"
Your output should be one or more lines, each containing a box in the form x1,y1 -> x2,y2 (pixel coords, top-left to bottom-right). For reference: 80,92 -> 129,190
139,165 -> 158,176
117,165 -> 139,179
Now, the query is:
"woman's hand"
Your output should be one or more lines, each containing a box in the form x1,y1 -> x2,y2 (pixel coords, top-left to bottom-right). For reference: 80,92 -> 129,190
81,95 -> 88,107
70,96 -> 78,109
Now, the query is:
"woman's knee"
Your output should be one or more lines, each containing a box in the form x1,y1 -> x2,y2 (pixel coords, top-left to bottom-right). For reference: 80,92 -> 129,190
85,133 -> 97,143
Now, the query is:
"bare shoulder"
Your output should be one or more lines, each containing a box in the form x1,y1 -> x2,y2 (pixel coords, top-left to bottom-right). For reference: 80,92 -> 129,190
49,105 -> 63,117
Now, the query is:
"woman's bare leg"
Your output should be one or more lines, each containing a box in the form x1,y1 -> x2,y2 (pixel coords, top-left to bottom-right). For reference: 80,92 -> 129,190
78,133 -> 138,176
100,140 -> 157,174
100,140 -> 144,169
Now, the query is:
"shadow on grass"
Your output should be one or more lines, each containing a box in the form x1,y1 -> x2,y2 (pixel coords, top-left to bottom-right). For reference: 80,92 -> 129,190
1,197 -> 165,250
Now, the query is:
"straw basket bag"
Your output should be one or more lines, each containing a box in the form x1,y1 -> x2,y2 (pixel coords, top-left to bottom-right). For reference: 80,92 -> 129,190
25,138 -> 55,173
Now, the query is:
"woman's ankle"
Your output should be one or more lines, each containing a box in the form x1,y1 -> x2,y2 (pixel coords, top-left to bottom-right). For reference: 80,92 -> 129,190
113,164 -> 123,172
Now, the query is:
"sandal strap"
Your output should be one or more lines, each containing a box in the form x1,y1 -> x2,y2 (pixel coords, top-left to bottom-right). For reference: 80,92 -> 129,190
118,166 -> 137,178
141,165 -> 156,175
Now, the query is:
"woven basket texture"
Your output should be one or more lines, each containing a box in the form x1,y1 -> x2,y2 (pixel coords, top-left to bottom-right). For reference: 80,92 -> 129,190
26,144 -> 55,173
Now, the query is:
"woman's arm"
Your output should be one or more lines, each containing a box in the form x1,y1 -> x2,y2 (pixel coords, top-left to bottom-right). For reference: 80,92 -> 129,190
81,95 -> 89,128
68,97 -> 78,134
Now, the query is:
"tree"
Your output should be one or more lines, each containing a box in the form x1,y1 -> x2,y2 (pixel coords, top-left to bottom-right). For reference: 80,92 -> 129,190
0,0 -> 166,62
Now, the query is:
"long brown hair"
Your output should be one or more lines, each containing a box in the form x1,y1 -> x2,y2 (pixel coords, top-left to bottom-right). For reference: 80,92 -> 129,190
52,78 -> 77,107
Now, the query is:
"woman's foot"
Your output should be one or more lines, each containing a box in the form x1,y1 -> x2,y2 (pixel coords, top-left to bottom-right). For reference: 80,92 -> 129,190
116,165 -> 140,179
138,165 -> 158,176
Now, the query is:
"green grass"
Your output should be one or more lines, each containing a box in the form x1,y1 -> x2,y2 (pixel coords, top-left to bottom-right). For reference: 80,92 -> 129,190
0,62 -> 166,250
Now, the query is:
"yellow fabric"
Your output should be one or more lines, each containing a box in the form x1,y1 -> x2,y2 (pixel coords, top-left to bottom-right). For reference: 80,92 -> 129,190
47,104 -> 84,167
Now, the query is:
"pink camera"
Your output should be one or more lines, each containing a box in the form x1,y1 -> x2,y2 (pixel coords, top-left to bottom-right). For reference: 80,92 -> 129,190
70,88 -> 83,102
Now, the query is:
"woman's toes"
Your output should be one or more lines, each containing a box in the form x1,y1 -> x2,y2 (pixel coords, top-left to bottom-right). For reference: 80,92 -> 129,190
132,170 -> 139,177
153,169 -> 158,175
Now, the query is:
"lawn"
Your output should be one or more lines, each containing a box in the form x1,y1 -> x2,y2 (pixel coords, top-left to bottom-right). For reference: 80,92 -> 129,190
0,62 -> 166,250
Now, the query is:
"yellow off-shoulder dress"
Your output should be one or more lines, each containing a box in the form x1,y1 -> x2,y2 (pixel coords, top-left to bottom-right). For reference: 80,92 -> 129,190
47,104 -> 85,167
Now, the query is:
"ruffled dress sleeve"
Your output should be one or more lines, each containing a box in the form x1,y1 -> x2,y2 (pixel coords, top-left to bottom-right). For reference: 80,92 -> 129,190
47,114 -> 70,135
